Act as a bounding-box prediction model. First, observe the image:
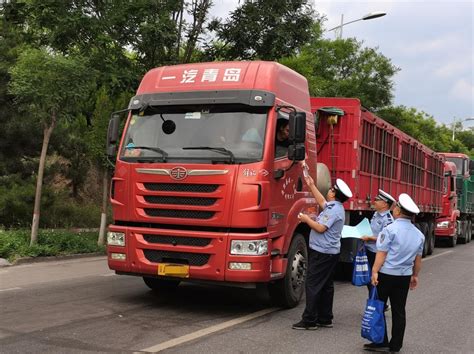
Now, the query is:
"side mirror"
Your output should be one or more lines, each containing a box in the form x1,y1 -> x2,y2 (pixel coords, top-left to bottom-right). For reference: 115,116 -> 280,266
288,144 -> 305,161
107,114 -> 120,145
106,114 -> 120,157
107,144 -> 117,157
289,112 -> 306,143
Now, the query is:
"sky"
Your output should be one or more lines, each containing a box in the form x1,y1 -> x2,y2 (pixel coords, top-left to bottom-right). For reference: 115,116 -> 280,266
210,0 -> 474,128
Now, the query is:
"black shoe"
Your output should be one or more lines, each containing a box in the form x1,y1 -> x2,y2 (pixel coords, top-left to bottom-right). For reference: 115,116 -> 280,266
291,320 -> 318,330
363,343 -> 390,352
316,321 -> 333,328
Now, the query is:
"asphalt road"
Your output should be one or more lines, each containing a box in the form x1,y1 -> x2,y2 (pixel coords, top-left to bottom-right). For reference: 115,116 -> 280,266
1,243 -> 473,353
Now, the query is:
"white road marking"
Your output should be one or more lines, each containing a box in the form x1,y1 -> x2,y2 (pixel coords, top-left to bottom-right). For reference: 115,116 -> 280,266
0,287 -> 22,292
101,273 -> 117,277
138,307 -> 279,353
422,250 -> 453,261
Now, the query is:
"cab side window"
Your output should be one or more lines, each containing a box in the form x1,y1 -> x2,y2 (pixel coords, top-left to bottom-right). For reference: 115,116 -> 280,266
275,118 -> 290,159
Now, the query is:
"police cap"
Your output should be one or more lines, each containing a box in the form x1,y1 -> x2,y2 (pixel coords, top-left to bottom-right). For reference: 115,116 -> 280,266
375,189 -> 396,204
397,193 -> 420,215
334,178 -> 353,199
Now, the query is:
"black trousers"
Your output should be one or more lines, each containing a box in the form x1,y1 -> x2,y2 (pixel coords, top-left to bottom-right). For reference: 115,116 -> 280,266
377,272 -> 411,351
366,249 -> 376,293
302,249 -> 340,324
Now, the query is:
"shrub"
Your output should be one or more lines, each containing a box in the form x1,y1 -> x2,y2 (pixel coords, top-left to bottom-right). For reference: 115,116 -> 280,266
0,229 -> 105,262
0,176 -> 35,228
41,196 -> 106,228
0,179 -> 111,229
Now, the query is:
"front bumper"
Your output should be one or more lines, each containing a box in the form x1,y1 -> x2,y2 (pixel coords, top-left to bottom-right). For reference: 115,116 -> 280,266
107,225 -> 272,283
434,227 -> 456,237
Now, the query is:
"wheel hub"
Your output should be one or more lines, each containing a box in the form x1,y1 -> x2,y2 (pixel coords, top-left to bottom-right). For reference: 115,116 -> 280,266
290,251 -> 306,291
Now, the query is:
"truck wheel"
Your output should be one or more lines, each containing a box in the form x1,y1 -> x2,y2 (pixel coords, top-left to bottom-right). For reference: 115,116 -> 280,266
448,232 -> 457,247
467,221 -> 472,243
427,222 -> 435,255
268,233 -> 307,308
143,277 -> 180,291
417,223 -> 428,258
458,221 -> 467,244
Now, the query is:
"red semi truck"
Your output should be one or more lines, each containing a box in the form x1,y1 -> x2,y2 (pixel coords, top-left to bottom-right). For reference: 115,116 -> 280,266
106,61 -> 445,307
106,61 -> 320,307
435,153 -> 473,245
434,161 -> 459,246
310,97 -> 444,264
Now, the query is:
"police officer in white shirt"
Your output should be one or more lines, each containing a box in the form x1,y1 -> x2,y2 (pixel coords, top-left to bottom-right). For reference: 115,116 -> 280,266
364,193 -> 424,353
361,190 -> 395,298
292,177 -> 352,330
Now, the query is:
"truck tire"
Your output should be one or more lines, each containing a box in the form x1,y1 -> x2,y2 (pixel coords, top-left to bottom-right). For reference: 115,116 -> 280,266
467,221 -> 472,243
448,231 -> 457,247
417,223 -> 428,258
427,222 -> 435,255
268,233 -> 307,308
143,277 -> 180,291
458,221 -> 467,244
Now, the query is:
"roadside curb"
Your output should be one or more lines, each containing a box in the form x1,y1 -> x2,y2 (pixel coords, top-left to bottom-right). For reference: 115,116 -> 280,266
3,252 -> 106,267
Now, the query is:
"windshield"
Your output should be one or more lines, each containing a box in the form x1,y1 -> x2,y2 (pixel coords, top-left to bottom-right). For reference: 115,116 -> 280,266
119,104 -> 267,164
446,157 -> 464,175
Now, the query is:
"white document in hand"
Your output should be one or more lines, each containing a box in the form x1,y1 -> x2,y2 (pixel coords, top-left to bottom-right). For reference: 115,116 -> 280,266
341,218 -> 373,239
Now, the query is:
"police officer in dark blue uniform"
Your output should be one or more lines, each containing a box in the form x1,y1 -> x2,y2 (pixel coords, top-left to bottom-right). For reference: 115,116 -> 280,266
364,193 -> 424,353
361,189 -> 395,299
292,176 -> 352,330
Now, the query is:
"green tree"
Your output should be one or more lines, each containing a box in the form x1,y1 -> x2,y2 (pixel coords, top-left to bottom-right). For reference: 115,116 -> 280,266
376,105 -> 471,154
8,0 -> 216,73
0,4 -> 42,178
205,0 -> 317,61
456,127 -> 474,156
88,87 -> 115,245
55,116 -> 91,198
8,48 -> 95,244
281,37 -> 399,110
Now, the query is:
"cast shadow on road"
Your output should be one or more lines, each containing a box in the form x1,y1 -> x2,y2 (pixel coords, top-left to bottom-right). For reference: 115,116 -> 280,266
114,279 -> 273,316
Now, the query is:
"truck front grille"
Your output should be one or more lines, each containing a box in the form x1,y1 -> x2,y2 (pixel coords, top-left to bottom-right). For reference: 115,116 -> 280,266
143,249 -> 210,266
143,235 -> 212,247
144,208 -> 215,219
144,196 -> 217,206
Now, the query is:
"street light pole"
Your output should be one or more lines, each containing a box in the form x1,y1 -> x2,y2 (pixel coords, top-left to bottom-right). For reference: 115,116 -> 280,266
327,11 -> 386,39
452,117 -> 474,141
336,14 -> 344,39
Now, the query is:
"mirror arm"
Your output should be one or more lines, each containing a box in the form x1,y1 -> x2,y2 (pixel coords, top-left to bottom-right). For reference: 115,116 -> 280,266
275,105 -> 296,113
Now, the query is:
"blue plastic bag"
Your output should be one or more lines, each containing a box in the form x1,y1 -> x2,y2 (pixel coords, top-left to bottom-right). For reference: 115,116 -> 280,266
361,286 -> 386,344
352,242 -> 370,286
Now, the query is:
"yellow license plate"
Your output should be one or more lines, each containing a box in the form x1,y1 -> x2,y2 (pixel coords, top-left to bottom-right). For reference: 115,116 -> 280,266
158,263 -> 189,278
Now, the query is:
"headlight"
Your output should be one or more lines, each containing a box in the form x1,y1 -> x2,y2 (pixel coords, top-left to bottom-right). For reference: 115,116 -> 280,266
107,231 -> 125,246
230,240 -> 268,255
436,221 -> 450,228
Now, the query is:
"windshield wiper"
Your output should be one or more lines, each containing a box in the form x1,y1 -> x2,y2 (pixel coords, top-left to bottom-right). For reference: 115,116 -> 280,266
128,146 -> 168,162
183,146 -> 235,164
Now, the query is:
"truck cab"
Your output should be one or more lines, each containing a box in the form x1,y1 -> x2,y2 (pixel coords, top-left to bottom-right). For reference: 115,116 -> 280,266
435,161 -> 459,246
106,61 -> 316,307
437,153 -> 473,245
